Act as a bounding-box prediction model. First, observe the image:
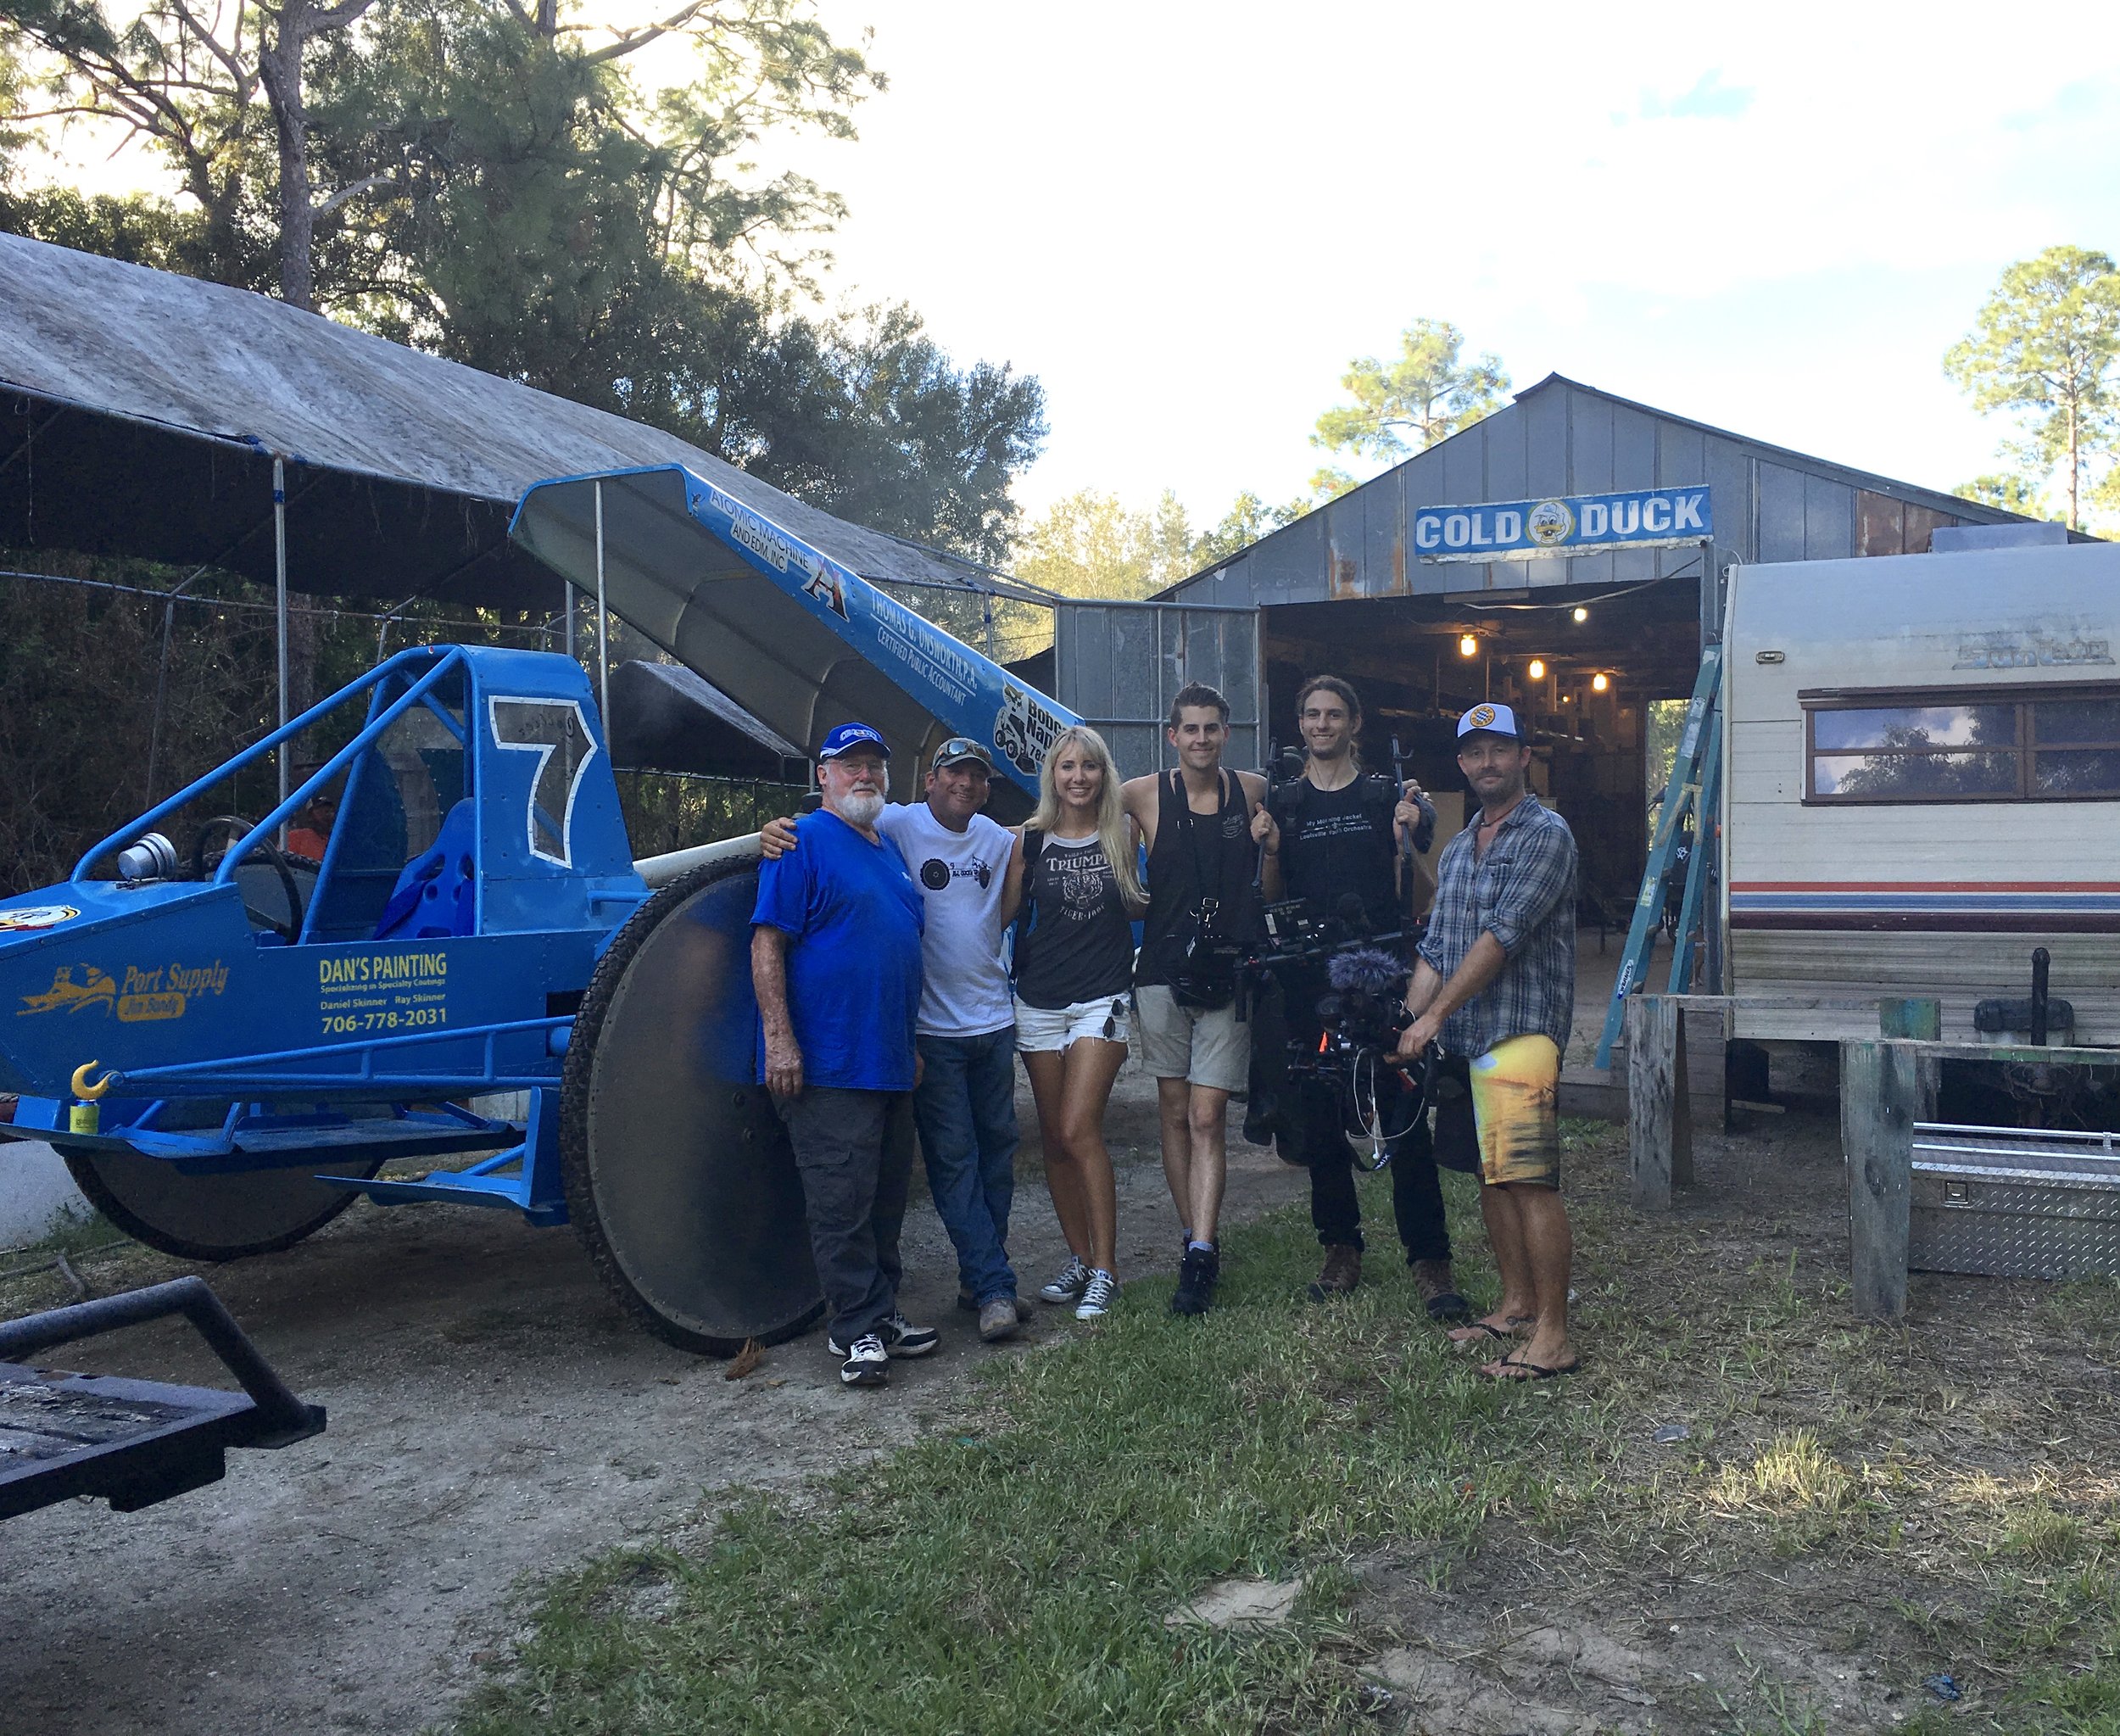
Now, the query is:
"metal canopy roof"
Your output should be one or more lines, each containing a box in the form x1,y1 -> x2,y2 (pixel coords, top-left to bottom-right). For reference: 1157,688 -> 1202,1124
0,232 -> 1005,609
510,465 -> 1076,801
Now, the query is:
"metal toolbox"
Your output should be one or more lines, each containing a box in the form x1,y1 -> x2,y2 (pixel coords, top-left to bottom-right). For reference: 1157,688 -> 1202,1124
1911,1123 -> 2120,1279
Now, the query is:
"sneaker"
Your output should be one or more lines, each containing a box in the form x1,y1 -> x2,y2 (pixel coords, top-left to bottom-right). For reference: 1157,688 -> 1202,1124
1308,1244 -> 1362,1302
828,1315 -> 938,1359
978,1298 -> 1021,1342
1410,1258 -> 1471,1323
881,1313 -> 939,1358
958,1288 -> 1034,1321
1170,1244 -> 1219,1316
1074,1268 -> 1118,1320
1039,1255 -> 1091,1304
838,1333 -> 889,1386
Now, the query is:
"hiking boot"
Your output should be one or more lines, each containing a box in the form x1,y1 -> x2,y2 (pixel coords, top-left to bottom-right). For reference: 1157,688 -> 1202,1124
1074,1268 -> 1119,1321
838,1333 -> 889,1386
1411,1259 -> 1470,1322
1039,1255 -> 1091,1304
1169,1244 -> 1219,1316
1308,1244 -> 1362,1302
959,1288 -> 1034,1321
978,1298 -> 1021,1342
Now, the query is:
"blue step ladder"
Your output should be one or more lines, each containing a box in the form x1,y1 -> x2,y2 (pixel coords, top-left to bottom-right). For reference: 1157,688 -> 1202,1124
1593,644 -> 1724,1069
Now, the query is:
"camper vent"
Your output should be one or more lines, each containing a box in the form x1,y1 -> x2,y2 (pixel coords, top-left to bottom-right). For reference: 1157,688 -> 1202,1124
1755,650 -> 1785,664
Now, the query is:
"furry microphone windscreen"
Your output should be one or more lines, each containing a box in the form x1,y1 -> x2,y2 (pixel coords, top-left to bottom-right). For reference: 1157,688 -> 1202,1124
1326,946 -> 1406,996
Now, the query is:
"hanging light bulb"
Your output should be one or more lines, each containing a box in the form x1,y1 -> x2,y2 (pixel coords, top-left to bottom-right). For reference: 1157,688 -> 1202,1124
1592,672 -> 1610,693
1572,606 -> 1589,623
1459,634 -> 1478,658
1527,658 -> 1547,682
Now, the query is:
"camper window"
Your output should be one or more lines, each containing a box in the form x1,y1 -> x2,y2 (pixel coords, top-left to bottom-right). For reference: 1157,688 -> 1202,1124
1804,685 -> 2120,804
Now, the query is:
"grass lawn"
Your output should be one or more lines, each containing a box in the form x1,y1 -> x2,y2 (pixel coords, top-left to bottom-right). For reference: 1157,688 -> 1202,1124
432,1114 -> 2120,1733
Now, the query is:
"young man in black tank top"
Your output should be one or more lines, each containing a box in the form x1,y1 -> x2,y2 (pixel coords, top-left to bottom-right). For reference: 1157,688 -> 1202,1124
1253,676 -> 1468,1320
1122,681 -> 1267,1316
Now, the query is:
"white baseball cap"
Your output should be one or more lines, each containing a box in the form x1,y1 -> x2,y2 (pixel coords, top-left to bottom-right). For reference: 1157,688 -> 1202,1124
1455,702 -> 1523,742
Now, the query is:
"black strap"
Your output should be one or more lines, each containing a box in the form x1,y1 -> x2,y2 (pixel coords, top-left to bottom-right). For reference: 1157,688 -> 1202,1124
1174,769 -> 1230,907
1009,829 -> 1045,963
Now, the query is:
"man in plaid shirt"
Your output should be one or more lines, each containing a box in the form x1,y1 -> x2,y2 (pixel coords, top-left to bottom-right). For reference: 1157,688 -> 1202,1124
1394,703 -> 1580,1381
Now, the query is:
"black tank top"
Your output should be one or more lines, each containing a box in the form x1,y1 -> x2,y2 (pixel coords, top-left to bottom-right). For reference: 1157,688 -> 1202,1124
1136,768 -> 1259,986
1014,834 -> 1135,1008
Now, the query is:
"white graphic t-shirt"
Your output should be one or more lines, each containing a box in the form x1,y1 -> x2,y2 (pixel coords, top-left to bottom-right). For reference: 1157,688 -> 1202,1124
878,801 -> 1015,1038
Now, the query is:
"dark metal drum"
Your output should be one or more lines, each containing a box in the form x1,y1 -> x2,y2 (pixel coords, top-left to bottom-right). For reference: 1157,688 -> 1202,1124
560,857 -> 825,1356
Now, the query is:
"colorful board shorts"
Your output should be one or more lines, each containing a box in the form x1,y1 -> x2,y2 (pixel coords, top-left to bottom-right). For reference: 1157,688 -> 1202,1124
1467,1033 -> 1562,1189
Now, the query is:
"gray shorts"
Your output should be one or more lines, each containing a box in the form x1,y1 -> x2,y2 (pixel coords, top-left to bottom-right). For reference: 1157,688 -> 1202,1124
1134,984 -> 1249,1093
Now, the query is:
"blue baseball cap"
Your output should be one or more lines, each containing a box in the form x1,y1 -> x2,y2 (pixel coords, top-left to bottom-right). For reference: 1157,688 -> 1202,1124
1456,702 -> 1524,742
819,721 -> 890,761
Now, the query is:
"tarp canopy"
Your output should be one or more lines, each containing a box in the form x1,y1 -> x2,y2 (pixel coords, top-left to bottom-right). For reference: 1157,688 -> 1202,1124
0,232 -> 1018,611
510,466 -> 1077,807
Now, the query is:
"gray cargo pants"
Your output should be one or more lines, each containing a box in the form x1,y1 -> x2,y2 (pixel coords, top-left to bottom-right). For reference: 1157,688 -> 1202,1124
777,1085 -> 913,1345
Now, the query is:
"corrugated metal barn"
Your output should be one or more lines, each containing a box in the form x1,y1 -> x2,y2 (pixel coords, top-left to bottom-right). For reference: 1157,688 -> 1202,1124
1050,373 -> 2033,909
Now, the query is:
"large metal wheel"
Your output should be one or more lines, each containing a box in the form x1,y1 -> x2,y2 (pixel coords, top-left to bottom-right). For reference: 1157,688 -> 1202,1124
561,856 -> 825,1357
62,1145 -> 382,1262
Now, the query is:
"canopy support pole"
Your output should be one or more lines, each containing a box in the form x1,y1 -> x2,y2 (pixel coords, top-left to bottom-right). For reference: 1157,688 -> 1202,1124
273,455 -> 289,827
594,478 -> 610,732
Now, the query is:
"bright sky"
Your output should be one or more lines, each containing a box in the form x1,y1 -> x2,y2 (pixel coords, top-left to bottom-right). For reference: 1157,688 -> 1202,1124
23,1 -> 2120,528
767,0 -> 2120,525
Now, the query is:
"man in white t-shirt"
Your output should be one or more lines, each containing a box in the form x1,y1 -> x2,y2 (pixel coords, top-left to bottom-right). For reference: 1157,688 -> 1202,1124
761,738 -> 1029,1342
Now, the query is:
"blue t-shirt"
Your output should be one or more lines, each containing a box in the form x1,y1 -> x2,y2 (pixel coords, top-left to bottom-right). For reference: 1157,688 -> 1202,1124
751,809 -> 925,1091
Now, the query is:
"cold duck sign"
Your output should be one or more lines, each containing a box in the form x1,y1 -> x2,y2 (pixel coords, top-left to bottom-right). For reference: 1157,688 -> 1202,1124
1414,487 -> 1711,561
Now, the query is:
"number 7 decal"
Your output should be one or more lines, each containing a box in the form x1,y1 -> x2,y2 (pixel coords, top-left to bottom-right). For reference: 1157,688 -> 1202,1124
489,697 -> 597,867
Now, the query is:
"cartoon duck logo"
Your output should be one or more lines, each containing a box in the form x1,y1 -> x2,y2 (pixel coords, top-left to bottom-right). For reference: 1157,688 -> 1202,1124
19,964 -> 117,1017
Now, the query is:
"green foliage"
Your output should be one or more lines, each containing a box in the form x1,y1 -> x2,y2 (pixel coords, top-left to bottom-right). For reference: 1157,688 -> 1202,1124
1313,316 -> 1511,467
1944,245 -> 2120,530
3,0 -> 1044,566
1191,488 -> 1307,568
1955,471 -> 2051,518
1014,488 -> 1199,601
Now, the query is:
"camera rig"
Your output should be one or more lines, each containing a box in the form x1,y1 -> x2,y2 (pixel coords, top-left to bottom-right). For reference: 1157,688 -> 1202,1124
1244,896 -> 1438,1172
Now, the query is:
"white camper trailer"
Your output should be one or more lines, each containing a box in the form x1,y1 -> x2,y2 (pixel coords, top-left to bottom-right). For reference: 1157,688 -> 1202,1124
1721,539 -> 2120,1046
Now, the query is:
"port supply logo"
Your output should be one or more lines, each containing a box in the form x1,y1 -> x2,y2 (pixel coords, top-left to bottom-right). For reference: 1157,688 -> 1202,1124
0,904 -> 81,933
17,959 -> 229,1022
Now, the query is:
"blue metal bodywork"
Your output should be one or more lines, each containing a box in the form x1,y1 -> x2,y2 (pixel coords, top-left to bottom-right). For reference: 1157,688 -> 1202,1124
0,645 -> 647,1225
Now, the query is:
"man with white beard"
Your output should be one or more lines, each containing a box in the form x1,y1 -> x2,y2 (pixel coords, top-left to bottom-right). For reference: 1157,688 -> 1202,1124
751,723 -> 938,1387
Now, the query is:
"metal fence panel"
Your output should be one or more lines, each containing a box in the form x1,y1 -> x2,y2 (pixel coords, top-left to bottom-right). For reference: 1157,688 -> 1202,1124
1053,600 -> 1262,779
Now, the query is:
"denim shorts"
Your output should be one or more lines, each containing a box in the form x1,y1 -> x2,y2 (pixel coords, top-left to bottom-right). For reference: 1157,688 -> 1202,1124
1013,995 -> 1131,1052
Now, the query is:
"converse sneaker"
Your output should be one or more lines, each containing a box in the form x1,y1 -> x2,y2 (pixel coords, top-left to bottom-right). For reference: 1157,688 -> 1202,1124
828,1315 -> 938,1359
1039,1255 -> 1091,1304
1170,1243 -> 1219,1316
838,1333 -> 889,1386
1074,1268 -> 1118,1320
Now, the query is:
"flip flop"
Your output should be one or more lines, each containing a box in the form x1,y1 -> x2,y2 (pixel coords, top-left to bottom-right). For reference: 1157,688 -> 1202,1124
1483,1354 -> 1581,1382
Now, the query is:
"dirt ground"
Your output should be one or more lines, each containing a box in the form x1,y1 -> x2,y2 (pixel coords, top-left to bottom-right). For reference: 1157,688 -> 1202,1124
0,1062 -> 1310,1736
1334,1108 -> 2120,1735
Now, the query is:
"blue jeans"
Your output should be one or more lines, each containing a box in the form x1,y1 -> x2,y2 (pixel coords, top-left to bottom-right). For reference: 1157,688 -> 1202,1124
912,1028 -> 1019,1304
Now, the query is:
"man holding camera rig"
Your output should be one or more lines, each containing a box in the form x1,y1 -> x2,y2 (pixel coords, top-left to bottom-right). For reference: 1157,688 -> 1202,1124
1252,675 -> 1468,1320
1124,682 -> 1266,1318
1394,704 -> 1581,1382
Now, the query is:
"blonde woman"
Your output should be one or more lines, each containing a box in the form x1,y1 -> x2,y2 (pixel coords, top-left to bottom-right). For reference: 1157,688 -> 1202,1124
1015,726 -> 1144,1321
